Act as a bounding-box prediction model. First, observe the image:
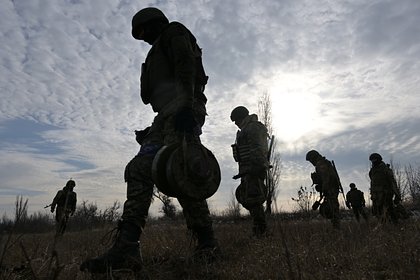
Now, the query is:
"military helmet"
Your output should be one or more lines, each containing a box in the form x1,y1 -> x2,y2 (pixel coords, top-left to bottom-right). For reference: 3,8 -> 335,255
349,183 -> 356,189
230,106 -> 249,122
132,7 -> 169,39
369,153 -> 382,161
66,179 -> 76,188
306,150 -> 321,162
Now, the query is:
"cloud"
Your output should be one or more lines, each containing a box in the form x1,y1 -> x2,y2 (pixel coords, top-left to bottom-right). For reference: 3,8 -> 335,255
1,0 -> 419,217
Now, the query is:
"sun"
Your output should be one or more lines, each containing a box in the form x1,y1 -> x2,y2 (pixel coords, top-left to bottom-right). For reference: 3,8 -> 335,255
267,73 -> 323,142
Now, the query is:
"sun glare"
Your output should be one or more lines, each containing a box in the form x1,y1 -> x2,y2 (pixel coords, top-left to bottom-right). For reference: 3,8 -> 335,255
267,73 -> 322,142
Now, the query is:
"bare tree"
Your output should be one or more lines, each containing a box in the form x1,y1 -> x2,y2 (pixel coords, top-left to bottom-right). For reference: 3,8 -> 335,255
404,164 -> 420,206
291,185 -> 317,213
389,160 -> 408,201
154,191 -> 177,219
258,91 -> 281,214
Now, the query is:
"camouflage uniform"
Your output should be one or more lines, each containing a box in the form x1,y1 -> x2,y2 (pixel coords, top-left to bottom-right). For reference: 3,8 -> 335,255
307,151 -> 340,228
51,183 -> 77,223
122,20 -> 213,235
233,114 -> 269,235
346,185 -> 367,221
80,8 -> 216,274
369,161 -> 400,223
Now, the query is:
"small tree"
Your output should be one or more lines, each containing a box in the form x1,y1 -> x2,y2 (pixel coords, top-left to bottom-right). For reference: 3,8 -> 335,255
258,91 -> 281,214
154,191 -> 177,219
291,185 -> 317,214
405,164 -> 420,207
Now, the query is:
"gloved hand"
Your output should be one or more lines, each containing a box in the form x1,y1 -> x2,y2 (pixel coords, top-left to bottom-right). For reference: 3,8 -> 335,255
175,106 -> 197,133
345,201 -> 351,209
135,127 -> 151,145
50,207 -> 55,213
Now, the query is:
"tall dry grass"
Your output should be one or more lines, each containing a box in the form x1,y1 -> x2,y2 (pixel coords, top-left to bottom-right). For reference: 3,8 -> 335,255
1,216 -> 419,279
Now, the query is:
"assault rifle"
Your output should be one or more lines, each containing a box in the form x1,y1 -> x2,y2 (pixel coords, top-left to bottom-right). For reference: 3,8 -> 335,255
331,160 -> 347,205
44,204 -> 52,209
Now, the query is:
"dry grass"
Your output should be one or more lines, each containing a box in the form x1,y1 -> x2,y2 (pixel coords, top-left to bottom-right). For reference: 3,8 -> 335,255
1,217 -> 419,280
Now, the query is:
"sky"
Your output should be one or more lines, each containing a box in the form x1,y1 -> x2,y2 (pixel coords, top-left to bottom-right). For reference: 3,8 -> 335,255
1,0 -> 419,218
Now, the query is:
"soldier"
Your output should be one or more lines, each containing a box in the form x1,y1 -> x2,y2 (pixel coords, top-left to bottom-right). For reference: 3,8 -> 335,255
306,150 -> 341,229
346,183 -> 368,222
80,7 -> 217,273
230,106 -> 269,236
50,179 -> 77,235
368,153 -> 401,224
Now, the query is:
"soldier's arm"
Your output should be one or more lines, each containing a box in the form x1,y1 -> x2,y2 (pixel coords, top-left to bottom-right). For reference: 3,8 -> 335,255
168,28 -> 196,107
317,161 -> 332,193
247,123 -> 269,174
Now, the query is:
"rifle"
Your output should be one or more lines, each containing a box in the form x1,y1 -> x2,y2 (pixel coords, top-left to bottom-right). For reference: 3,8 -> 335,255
331,160 -> 347,205
44,204 -> 52,209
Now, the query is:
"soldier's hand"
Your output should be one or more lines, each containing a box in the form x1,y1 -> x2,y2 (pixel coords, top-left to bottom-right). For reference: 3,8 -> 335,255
394,195 -> 401,205
50,208 -> 55,213
175,106 -> 197,133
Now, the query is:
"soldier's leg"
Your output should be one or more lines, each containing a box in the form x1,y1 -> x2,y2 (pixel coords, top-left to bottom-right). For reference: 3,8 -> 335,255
384,192 -> 398,224
177,198 -> 217,251
353,207 -> 360,222
121,155 -> 155,229
328,193 -> 340,228
249,204 -> 267,236
80,155 -> 154,273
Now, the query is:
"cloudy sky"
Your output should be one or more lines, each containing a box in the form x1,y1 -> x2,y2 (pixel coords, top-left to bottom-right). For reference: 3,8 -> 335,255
1,0 -> 419,218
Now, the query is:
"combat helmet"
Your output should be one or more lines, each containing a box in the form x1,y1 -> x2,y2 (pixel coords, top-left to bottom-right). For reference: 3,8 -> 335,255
369,153 -> 382,161
230,106 -> 249,122
66,179 -> 76,188
306,150 -> 321,162
132,7 -> 169,40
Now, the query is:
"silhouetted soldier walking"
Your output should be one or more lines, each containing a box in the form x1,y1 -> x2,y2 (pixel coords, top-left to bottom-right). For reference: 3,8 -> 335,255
346,183 -> 368,222
81,7 -> 219,274
50,179 -> 77,235
306,150 -> 341,229
230,106 -> 269,237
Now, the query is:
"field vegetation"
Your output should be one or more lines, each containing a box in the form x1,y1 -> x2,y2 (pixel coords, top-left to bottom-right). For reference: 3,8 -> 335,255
1,201 -> 419,280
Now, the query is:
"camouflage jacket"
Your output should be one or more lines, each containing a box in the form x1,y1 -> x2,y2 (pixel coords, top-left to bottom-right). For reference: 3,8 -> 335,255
140,21 -> 208,113
234,114 -> 269,175
369,161 -> 399,194
51,187 -> 77,212
315,157 -> 340,195
346,188 -> 365,208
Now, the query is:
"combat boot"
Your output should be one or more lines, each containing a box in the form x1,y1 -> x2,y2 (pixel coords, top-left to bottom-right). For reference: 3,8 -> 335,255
80,221 -> 142,273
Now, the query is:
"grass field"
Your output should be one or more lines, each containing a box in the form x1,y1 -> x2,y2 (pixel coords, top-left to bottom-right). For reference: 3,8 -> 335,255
1,216 -> 419,280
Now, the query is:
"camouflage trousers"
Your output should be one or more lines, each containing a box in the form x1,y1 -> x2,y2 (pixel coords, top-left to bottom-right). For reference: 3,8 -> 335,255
351,206 -> 368,222
235,174 -> 267,231
371,191 -> 398,223
323,192 -> 340,228
121,103 -> 213,232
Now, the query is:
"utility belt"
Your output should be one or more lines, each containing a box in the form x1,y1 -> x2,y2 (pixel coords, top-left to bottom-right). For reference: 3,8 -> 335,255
231,143 -> 251,163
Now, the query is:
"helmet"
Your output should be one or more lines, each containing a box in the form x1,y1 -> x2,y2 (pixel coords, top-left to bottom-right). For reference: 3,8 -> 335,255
369,153 -> 382,161
66,179 -> 76,188
349,183 -> 356,189
230,106 -> 249,122
132,7 -> 169,40
306,150 -> 321,162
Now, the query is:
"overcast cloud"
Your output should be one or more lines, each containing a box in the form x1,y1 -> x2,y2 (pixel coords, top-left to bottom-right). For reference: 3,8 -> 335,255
1,0 -> 419,217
